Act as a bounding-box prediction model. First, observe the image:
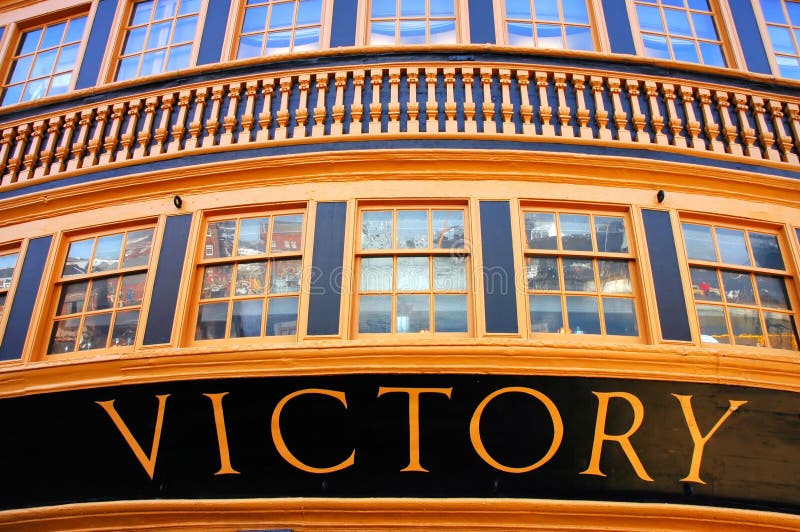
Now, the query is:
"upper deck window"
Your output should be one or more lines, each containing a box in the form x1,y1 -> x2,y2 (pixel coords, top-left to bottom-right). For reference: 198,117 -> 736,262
497,0 -> 597,50
368,0 -> 463,45
757,0 -> 800,79
235,0 -> 329,58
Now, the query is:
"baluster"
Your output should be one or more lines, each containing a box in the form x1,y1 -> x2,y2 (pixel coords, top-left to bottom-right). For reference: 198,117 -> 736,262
52,113 -> 77,174
768,100 -> 798,164
101,102 -> 126,164
120,99 -> 142,160
133,97 -> 158,158
406,68 -> 420,133
444,67 -> 457,133
517,71 -> 534,136
425,67 -> 439,133
482,68 -> 496,134
0,128 -> 15,183
554,72 -> 573,138
590,76 -> 611,141
312,74 -> 329,138
387,68 -> 401,134
536,71 -> 555,137
462,69 -> 476,134
152,94 -> 174,155
221,82 -> 242,145
294,75 -> 310,139
696,88 -> 724,153
370,69 -> 383,135
644,81 -> 667,145
240,81 -> 259,143
661,84 -> 685,148
679,86 -> 703,151
751,95 -> 781,162
714,91 -> 742,156
167,90 -> 192,153
187,88 -> 208,149
625,80 -> 648,144
6,124 -> 30,182
572,74 -> 592,139
274,78 -> 292,141
350,70 -> 365,135
20,120 -> 45,181
67,109 -> 93,171
36,117 -> 62,178
331,72 -> 346,136
85,106 -> 109,167
203,85 -> 224,147
257,79 -> 275,143
608,78 -> 630,142
499,69 -> 515,135
734,93 -> 760,159
786,103 -> 800,154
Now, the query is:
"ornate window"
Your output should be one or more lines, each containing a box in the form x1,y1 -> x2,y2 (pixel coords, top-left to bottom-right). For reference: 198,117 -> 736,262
367,0 -> 463,45
632,0 -> 727,66
356,206 -> 470,335
757,0 -> 800,79
682,221 -> 799,350
193,210 -> 304,341
115,0 -> 204,81
1,12 -> 87,106
0,250 -> 20,327
234,0 -> 330,58
523,209 -> 640,337
496,0 -> 598,50
47,227 -> 155,354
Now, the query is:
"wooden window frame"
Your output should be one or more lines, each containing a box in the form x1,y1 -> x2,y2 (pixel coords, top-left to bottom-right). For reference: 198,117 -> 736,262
492,0 -> 610,52
753,0 -> 800,79
679,216 -> 800,351
353,203 -> 473,337
356,0 -> 471,46
520,205 -> 644,343
186,205 -> 307,345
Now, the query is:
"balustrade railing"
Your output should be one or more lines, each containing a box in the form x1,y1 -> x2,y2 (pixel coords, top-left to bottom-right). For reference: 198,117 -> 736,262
1,62 -> 799,189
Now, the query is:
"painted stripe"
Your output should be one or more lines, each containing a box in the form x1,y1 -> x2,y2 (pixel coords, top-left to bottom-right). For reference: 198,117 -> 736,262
197,0 -> 232,65
0,236 -> 52,360
330,0 -> 358,47
601,0 -> 637,55
729,0 -> 772,75
307,202 -> 347,335
479,201 -> 518,334
75,0 -> 119,90
143,214 -> 192,345
641,209 -> 692,342
468,0 -> 496,44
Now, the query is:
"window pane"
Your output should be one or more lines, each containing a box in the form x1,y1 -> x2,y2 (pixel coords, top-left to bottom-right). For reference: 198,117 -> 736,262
508,22 -> 534,45
672,37 -> 699,63
642,34 -> 671,59
566,295 -> 600,334
195,301 -> 228,340
371,21 -> 397,44
79,313 -> 112,350
362,210 -> 393,249
119,273 -> 147,307
31,49 -> 58,78
716,228 -> 750,266
242,6 -> 268,33
64,239 -> 95,276
270,258 -> 301,293
397,294 -> 429,332
560,213 -> 592,251
564,0 -> 590,24
535,0 -> 560,21
238,217 -> 269,255
527,256 -> 560,290
526,212 -> 557,249
22,78 -> 47,102
231,299 -> 263,337
697,304 -> 728,343
361,257 -> 393,292
430,0 -> 455,16
271,214 -> 303,252
236,262 -> 267,295
56,44 -> 79,72
147,21 -> 172,49
682,223 -> 716,261
132,0 -> 155,25
698,41 -> 725,67
764,312 -> 799,350
116,56 -> 139,81
536,23 -> 563,47
691,12 -> 716,39
637,5 -> 664,32
755,275 -> 791,309
0,253 -> 18,290
155,0 -> 179,20
123,229 -> 154,268
1,84 -> 23,106
297,0 -> 323,24
598,260 -> 632,293
238,34 -> 264,58
206,220 -> 236,258
761,0 -> 786,23
173,15 -> 197,42
776,55 -> 800,79
398,210 -> 428,248
433,210 -> 464,248
111,309 -> 139,346
434,294 -> 467,332
720,271 -> 755,305
603,297 -> 638,336
434,256 -> 466,291
768,26 -> 795,55
271,2 -> 295,29
201,264 -> 233,298
65,17 -> 87,42
729,307 -> 763,346
294,27 -> 320,50
19,29 -> 42,55
179,0 -> 201,15
401,0 -> 426,17
788,0 -> 800,25
749,232 -> 784,270
9,56 -> 33,84
399,20 -> 427,44
41,23 -> 66,49
398,256 -> 430,291
565,25 -> 593,50
57,281 -> 88,315
88,277 -> 119,311
168,44 -> 191,71
429,20 -> 457,44
506,0 -> 531,19
690,266 -> 721,301
48,73 -> 72,96
359,294 -> 392,332
563,258 -> 595,291
93,234 -> 124,272
594,216 -> 628,253
140,49 -> 167,75
373,1 -> 396,18
664,7 -> 691,35
266,296 -> 298,335
530,294 -> 563,333
48,317 -> 80,353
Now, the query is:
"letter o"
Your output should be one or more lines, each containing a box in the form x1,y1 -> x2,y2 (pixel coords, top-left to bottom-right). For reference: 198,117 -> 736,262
469,386 -> 564,473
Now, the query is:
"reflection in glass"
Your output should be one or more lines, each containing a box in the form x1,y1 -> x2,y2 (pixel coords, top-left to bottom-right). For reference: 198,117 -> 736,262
720,271 -> 755,305
563,258 -> 595,291
201,264 -> 233,298
361,257 -> 393,292
430,0 -> 455,16
429,20 -> 456,43
755,275 -> 790,309
399,20 -> 427,44
231,299 -> 263,337
566,295 -> 600,334
434,294 -> 467,332
697,304 -> 729,343
536,23 -> 562,48
729,307 -> 763,346
682,223 -> 716,261
398,256 -> 429,291
48,318 -> 81,353
0,253 -> 19,292
560,214 -> 592,251
750,232 -> 784,270
119,273 -> 146,307
64,239 -> 94,276
362,211 -> 393,249
563,0 -> 590,24
266,296 -> 298,335
598,260 -> 632,293
57,282 -> 88,315
272,214 -> 303,252
397,294 -> 430,332
716,228 -> 749,266
401,0 -> 426,17
525,212 -> 557,249
206,220 -> 236,258
111,310 -> 139,346
88,277 -> 119,311
527,256 -> 559,290
530,294 -> 563,333
0,294 -> 5,317
297,0 -> 323,24
238,217 -> 269,255
270,259 -> 301,293
507,22 -> 533,45
433,210 -> 464,248
690,267 -> 721,301
398,210 -> 428,248
92,234 -> 124,272
236,262 -> 267,295
79,313 -> 112,350
506,0 -> 531,19
195,302 -> 229,340
433,256 -> 466,291
371,21 -> 396,44
603,298 -> 637,336
123,229 -> 154,267
637,5 -> 664,32
359,295 -> 392,333
764,312 -> 799,350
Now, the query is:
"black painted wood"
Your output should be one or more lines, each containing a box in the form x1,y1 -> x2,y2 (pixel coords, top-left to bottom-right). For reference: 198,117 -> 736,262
642,209 -> 692,342
479,201 -> 518,334
729,0 -> 772,75
468,0 -> 496,44
601,0 -> 636,55
75,0 -> 119,90
307,202 -> 347,335
330,0 -> 358,47
143,214 -> 192,345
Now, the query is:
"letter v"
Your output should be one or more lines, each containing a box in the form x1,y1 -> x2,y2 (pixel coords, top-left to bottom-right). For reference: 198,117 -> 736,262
96,394 -> 170,480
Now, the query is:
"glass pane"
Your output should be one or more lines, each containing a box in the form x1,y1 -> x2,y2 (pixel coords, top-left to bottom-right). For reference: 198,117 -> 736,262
123,229 -> 154,268
48,317 -> 80,353
564,0 -> 590,24
687,0 -> 709,9
64,238 -> 94,276
0,253 -> 18,290
297,0 -> 323,24
119,273 -> 147,307
111,309 -> 139,346
598,260 -> 632,293
788,0 -> 800,26
372,1 -> 396,18
698,41 -> 725,67
88,277 -> 119,311
594,216 -> 628,252
429,20 -> 456,44
603,297 -> 638,336
530,294 -> 563,333
238,34 -> 264,58
729,307 -> 763,347
294,27 -> 320,50
434,294 -> 467,332
201,264 -> 233,298
147,21 -> 172,49
697,304 -> 728,343
362,210 -> 393,249
79,313 -> 112,350
761,0 -> 786,23
749,232 -> 784,270
30,49 -> 58,78
22,78 -> 47,102
720,271 -> 755,305
41,23 -> 66,49
242,6 -> 268,33
1,84 -> 23,106
525,212 -> 557,249
534,0 -> 559,21
173,15 -> 197,42
565,25 -> 593,50
398,210 -> 428,248
236,262 -> 267,295
716,228 -> 749,266
57,281 -> 88,315
764,312 -> 799,350
140,49 -> 167,76
398,256 -> 429,291
48,73 -> 72,96
237,218 -> 269,255
664,7 -> 691,35
56,44 -> 79,72
690,267 -> 721,301
682,223 -> 716,261
132,0 -> 155,25
270,258 -> 301,293
756,275 -> 791,309
116,56 -> 139,81
266,296 -> 298,335
536,23 -> 563,48
563,258 -> 596,291
526,256 -> 560,290
179,0 -> 201,15
0,294 -> 5,317
434,256 -> 466,291
637,5 -> 664,32
271,214 -> 303,252
506,0 -> 531,19
371,21 -> 396,45
507,22 -> 534,46
768,26 -> 795,55
205,220 -> 236,258
9,56 -> 33,84
92,234 -> 124,272
361,257 -> 393,292
19,29 -> 42,55
231,299 -> 263,337
433,210 -> 464,248
270,2 -> 295,29
430,0 -> 455,16
642,33 -> 671,59
154,0 -> 178,20
397,294 -> 430,332
776,55 -> 800,79
195,301 -> 229,340
691,12 -> 716,39
401,0 -> 426,17
399,20 -> 427,44
566,295 -> 600,334
359,294 -> 392,332
560,214 -> 592,251
672,37 -> 699,63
